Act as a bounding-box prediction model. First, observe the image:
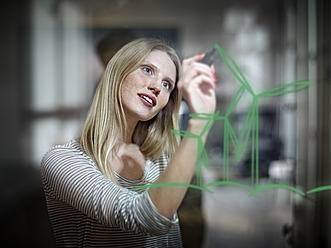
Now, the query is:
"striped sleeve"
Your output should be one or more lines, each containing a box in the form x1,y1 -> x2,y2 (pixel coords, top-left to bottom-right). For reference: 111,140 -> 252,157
40,143 -> 178,236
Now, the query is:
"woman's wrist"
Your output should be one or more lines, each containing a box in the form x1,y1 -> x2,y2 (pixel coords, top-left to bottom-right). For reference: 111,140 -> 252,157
187,117 -> 212,136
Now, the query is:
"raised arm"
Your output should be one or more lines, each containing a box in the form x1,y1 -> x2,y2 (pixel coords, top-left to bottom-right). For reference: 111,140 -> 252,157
149,53 -> 217,219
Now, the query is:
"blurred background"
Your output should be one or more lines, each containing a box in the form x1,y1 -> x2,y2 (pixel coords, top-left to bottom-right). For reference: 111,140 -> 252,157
0,0 -> 330,247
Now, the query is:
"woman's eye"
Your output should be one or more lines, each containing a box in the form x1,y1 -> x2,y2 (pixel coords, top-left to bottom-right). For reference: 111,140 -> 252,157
162,81 -> 171,90
142,66 -> 152,75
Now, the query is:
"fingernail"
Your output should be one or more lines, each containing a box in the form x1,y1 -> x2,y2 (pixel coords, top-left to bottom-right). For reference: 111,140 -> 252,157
213,72 -> 217,81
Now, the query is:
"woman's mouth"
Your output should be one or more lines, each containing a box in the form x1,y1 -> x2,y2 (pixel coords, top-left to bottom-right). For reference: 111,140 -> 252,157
138,93 -> 156,107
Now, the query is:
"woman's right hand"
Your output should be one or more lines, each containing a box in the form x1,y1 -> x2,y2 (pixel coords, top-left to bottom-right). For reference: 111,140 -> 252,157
177,53 -> 217,116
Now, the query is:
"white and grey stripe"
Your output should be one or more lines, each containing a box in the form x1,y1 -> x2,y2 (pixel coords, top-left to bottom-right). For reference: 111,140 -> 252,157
41,139 -> 182,247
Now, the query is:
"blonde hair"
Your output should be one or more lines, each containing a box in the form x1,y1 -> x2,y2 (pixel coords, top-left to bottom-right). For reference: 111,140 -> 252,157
79,38 -> 182,181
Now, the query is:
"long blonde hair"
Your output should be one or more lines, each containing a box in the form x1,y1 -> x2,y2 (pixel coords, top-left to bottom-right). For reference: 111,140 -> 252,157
79,38 -> 182,181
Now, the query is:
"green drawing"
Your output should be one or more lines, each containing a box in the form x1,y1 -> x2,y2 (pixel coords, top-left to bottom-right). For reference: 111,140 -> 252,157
213,45 -> 310,188
133,183 -> 214,194
248,184 -> 305,197
306,186 -> 331,195
203,181 -> 254,192
133,45 -> 329,197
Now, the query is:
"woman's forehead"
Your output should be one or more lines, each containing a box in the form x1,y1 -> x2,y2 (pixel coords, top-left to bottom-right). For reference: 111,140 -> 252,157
143,50 -> 177,82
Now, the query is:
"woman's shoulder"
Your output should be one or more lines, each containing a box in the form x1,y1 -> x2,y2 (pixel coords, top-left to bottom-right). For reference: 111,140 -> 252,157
42,138 -> 81,155
41,139 -> 93,168
149,153 -> 170,172
151,153 -> 169,163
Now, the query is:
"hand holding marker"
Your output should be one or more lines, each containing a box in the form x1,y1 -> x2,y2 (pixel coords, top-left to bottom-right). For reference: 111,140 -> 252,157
200,47 -> 218,66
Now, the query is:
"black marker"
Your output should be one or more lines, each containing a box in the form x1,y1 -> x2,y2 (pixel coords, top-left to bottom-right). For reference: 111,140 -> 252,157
200,47 -> 218,66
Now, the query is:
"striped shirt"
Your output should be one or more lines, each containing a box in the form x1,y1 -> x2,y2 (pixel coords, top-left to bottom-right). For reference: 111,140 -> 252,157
41,139 -> 183,247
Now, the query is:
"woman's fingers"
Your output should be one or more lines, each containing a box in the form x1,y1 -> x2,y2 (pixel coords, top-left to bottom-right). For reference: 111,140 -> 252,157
190,74 -> 217,92
177,55 -> 217,115
178,61 -> 217,90
183,53 -> 205,64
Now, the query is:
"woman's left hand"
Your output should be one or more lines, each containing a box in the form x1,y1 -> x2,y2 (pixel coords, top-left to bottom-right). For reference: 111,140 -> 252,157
149,55 -> 218,219
177,53 -> 217,115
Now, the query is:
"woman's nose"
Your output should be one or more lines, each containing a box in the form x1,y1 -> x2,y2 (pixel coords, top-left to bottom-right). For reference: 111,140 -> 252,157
148,82 -> 161,96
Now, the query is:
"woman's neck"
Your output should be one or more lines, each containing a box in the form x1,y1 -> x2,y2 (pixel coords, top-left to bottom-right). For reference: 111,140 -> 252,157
121,118 -> 138,144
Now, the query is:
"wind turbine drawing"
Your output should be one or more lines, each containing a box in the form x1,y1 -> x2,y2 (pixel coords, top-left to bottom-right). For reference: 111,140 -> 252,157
174,44 -> 310,190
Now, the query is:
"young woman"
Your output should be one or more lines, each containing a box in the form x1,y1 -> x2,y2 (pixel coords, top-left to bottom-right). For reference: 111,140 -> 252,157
41,38 -> 217,247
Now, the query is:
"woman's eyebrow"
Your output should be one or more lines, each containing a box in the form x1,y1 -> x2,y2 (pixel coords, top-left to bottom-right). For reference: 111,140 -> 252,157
165,76 -> 175,85
143,62 -> 176,84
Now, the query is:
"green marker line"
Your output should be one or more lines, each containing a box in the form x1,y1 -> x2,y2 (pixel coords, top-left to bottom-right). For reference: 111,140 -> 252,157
223,120 -> 228,180
226,86 -> 246,117
249,184 -> 306,197
197,140 -> 203,186
203,181 -> 254,192
257,81 -> 311,98
133,183 -> 214,194
189,112 -> 224,121
255,99 -> 259,187
215,45 -> 254,95
307,186 -> 331,194
170,129 -> 199,139
239,105 -> 254,160
250,105 -> 256,186
239,100 -> 255,148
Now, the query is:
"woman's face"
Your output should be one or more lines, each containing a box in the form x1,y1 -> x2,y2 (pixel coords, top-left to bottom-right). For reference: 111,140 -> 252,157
121,50 -> 177,124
